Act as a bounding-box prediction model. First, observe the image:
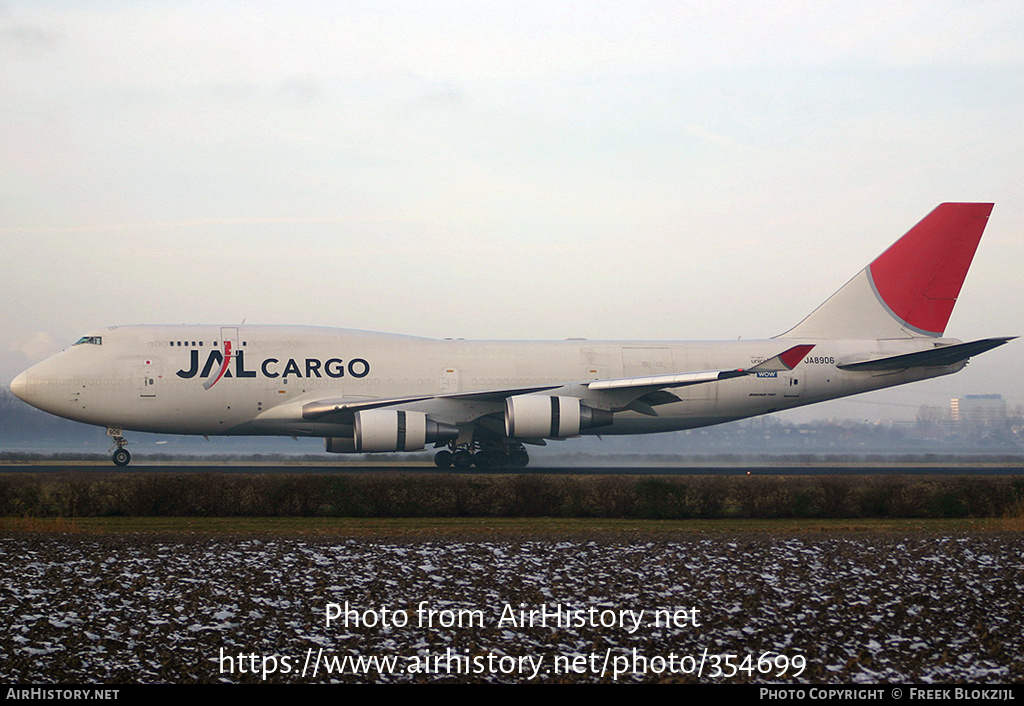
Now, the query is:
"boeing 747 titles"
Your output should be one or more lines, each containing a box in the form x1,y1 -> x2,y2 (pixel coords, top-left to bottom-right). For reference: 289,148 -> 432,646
10,203 -> 1014,467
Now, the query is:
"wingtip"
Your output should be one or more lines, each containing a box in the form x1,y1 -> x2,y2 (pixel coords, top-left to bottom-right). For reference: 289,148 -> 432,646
779,344 -> 815,369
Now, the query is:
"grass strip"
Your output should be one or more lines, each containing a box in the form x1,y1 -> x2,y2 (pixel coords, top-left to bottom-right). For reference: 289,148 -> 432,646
0,515 -> 1009,537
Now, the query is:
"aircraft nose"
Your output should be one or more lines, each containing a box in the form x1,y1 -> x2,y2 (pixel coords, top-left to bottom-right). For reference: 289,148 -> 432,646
10,371 -> 29,402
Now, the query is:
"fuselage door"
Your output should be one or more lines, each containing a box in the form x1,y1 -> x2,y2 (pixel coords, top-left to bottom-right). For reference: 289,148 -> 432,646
782,371 -> 804,398
134,359 -> 160,398
440,367 -> 460,393
220,327 -> 240,359
580,346 -> 615,381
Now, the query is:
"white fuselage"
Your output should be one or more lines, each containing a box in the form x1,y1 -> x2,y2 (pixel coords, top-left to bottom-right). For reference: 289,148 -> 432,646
12,324 -> 962,439
8,203 -> 1007,467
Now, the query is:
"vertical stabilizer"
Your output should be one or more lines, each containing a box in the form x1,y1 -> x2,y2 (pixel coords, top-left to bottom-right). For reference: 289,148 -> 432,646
781,203 -> 993,340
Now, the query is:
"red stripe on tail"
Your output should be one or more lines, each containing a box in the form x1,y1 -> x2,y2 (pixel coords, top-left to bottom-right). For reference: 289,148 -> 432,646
868,203 -> 993,336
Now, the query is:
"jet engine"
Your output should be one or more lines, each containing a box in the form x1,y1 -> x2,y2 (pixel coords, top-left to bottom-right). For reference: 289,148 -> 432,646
504,395 -> 613,439
325,409 -> 458,453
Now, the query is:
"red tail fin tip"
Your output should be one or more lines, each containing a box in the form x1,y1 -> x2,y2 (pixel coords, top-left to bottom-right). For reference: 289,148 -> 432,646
867,203 -> 993,337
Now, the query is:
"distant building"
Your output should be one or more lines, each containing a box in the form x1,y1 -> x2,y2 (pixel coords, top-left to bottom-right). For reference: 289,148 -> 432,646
916,405 -> 948,424
950,394 -> 1006,426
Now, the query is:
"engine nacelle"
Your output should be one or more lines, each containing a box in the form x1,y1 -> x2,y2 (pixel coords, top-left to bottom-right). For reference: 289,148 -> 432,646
342,409 -> 458,452
325,436 -> 356,453
504,395 -> 613,439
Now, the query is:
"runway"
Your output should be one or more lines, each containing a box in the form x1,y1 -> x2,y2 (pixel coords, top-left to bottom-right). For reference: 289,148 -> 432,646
3,462 -> 1024,475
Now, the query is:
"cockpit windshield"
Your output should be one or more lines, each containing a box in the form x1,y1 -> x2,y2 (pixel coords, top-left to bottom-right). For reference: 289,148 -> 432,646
73,336 -> 102,346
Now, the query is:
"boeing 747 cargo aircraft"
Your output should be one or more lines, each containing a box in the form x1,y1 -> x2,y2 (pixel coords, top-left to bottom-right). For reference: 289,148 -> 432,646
10,203 -> 1013,467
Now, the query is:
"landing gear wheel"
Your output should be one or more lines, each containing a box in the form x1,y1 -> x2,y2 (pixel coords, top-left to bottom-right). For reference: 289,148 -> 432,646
472,451 -> 492,469
112,448 -> 131,467
508,449 -> 529,468
433,450 -> 453,468
452,450 -> 474,469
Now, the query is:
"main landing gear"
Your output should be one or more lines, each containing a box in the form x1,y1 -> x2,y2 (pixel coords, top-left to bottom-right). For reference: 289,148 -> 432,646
107,428 -> 131,467
434,440 -> 530,469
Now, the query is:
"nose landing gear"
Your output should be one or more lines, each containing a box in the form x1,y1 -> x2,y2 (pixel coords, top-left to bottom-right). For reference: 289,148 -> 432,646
107,428 -> 131,467
112,447 -> 131,466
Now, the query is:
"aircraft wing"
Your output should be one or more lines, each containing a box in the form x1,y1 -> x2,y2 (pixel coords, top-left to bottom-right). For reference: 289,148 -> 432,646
587,344 -> 814,391
837,337 -> 1014,371
301,384 -> 563,421
301,344 -> 815,422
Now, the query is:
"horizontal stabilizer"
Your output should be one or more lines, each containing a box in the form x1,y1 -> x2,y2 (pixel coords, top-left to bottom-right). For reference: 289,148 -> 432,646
837,337 -> 1014,371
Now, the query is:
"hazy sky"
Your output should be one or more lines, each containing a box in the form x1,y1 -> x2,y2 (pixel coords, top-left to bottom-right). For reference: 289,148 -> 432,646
2,1 -> 1022,422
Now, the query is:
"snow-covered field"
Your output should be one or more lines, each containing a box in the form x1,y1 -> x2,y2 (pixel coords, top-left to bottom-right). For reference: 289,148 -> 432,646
2,533 -> 1021,683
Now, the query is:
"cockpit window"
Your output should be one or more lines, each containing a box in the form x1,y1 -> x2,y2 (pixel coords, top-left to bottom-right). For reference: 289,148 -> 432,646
73,336 -> 102,346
